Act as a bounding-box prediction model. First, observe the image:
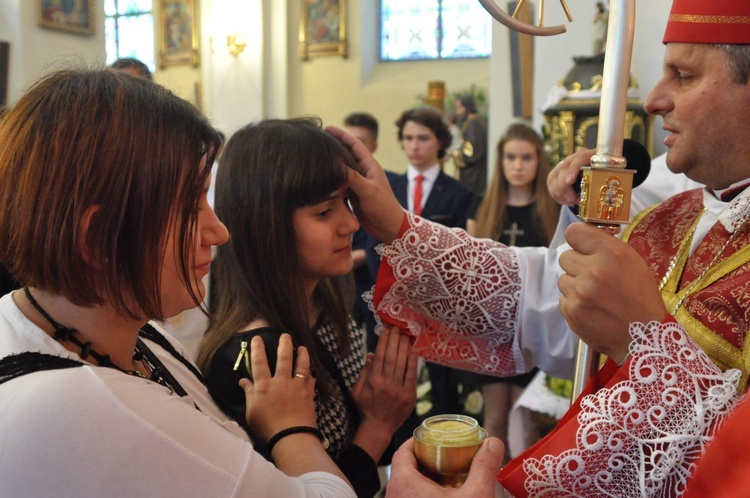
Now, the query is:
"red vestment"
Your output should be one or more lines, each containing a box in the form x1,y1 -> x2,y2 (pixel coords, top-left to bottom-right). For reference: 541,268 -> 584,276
372,188 -> 750,497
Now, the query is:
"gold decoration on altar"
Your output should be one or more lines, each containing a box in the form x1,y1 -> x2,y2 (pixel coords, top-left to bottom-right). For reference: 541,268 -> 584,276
543,56 -> 653,165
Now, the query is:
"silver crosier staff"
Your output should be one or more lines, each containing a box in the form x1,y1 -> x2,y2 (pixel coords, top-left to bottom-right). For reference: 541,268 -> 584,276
477,0 -> 637,401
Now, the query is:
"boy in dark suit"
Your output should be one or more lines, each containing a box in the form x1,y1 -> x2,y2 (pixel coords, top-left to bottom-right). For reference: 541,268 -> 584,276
391,107 -> 477,230
391,107 -> 477,416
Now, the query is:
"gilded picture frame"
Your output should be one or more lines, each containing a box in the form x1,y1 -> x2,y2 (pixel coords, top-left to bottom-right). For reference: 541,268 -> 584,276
299,0 -> 348,61
38,0 -> 95,35
159,0 -> 200,68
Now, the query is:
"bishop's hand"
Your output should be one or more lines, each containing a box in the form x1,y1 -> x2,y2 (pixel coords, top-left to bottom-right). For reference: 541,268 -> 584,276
557,222 -> 669,364
327,125 -> 404,244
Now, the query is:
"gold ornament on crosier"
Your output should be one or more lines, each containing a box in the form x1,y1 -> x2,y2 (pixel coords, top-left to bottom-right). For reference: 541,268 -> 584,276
578,169 -> 633,228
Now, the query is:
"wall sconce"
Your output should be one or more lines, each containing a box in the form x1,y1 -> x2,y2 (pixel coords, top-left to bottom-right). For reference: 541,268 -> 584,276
227,34 -> 247,57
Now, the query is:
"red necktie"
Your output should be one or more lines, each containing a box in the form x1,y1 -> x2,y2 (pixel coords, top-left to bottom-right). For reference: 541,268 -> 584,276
413,174 -> 424,216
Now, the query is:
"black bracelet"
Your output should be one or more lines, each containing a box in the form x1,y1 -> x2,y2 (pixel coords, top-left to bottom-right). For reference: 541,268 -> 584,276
266,426 -> 330,455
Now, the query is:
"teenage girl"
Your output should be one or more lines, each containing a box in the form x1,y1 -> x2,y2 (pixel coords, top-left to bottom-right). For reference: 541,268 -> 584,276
198,118 -> 418,498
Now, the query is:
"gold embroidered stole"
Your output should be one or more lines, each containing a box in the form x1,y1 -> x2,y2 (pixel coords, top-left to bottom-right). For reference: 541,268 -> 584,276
623,190 -> 750,392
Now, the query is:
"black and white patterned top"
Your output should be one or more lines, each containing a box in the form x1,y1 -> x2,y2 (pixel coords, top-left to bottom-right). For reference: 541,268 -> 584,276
205,315 -> 380,498
312,315 -> 365,457
206,316 -> 365,457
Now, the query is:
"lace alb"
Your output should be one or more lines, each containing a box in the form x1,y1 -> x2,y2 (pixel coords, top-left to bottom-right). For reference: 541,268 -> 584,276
521,321 -> 740,498
366,213 -> 523,376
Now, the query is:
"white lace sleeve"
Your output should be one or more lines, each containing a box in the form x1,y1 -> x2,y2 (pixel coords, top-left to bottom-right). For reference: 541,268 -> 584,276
521,320 -> 741,498
366,213 -> 525,376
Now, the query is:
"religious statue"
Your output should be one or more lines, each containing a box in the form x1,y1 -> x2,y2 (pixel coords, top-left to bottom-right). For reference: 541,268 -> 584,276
593,1 -> 608,54
578,174 -> 590,218
597,175 -> 624,220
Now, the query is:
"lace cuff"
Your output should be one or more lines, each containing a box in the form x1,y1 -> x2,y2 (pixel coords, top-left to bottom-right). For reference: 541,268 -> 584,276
368,212 -> 524,376
499,319 -> 741,498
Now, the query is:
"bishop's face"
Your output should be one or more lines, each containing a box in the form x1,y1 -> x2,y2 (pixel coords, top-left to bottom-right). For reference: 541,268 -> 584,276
645,43 -> 750,189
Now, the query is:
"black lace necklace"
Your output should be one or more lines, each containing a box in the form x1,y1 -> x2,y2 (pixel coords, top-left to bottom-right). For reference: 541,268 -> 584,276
24,287 -> 188,397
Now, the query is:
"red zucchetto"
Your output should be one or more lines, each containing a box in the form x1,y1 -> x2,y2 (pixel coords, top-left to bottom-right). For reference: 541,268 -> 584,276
663,0 -> 750,44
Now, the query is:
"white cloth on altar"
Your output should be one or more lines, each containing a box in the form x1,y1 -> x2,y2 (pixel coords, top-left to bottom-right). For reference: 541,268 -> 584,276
507,370 -> 570,459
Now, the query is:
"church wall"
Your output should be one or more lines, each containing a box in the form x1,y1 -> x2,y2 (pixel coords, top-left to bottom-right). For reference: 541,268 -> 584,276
0,0 -> 206,108
0,0 -> 105,105
143,1 -> 202,107
284,0 -> 491,173
198,0 -> 265,136
283,1 -> 670,180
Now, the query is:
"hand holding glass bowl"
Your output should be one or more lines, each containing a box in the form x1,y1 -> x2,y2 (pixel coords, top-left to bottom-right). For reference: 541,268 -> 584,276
413,414 -> 488,487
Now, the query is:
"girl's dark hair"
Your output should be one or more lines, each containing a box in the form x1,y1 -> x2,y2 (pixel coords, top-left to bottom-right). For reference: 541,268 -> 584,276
198,117 -> 355,401
473,123 -> 559,243
0,68 -> 220,320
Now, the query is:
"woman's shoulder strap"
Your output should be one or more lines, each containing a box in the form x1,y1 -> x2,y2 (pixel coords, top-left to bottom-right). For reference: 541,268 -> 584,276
139,323 -> 206,384
0,352 -> 83,385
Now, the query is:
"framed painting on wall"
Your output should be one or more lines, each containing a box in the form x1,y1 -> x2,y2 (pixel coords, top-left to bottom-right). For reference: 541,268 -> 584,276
159,0 -> 199,68
38,0 -> 95,35
299,0 -> 348,61
0,42 -> 8,109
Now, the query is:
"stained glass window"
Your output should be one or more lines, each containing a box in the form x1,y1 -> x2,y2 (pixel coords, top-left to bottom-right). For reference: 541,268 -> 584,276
104,0 -> 155,72
381,0 -> 492,61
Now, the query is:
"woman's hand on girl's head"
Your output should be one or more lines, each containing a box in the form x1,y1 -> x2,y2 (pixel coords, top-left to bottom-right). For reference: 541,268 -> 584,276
326,125 -> 404,244
350,326 -> 419,461
240,334 -> 318,443
547,148 -> 597,206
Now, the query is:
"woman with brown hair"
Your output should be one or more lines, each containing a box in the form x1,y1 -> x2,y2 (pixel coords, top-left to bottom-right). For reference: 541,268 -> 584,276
0,68 -> 354,497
